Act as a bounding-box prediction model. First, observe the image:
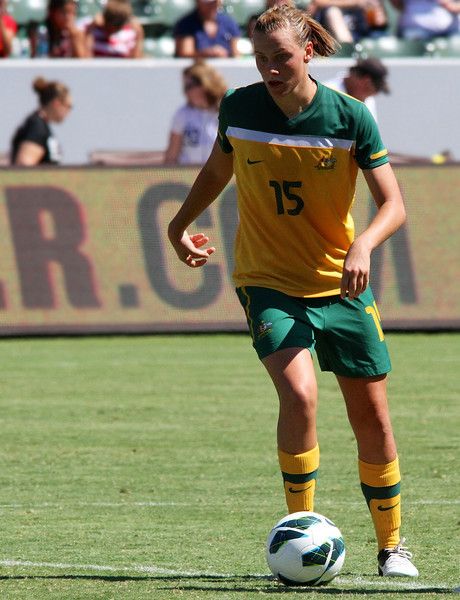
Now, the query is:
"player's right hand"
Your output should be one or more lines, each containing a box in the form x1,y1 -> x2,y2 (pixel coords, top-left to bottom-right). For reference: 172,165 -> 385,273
170,231 -> 216,268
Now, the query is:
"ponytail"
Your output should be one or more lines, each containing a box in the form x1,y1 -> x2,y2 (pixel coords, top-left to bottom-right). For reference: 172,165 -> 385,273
304,14 -> 338,57
254,6 -> 338,57
32,76 -> 70,107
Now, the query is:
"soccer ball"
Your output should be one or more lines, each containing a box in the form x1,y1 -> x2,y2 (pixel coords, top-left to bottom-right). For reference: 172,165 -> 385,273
266,511 -> 345,586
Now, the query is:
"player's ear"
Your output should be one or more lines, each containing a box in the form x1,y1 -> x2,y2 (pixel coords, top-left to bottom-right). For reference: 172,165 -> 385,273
304,40 -> 314,63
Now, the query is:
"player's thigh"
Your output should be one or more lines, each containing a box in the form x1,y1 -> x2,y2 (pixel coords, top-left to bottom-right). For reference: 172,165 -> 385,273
337,373 -> 391,426
263,346 -> 318,408
236,286 -> 316,360
315,287 -> 391,378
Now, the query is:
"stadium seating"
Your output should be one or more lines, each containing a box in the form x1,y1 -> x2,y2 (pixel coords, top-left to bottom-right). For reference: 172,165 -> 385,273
143,35 -> 175,57
77,0 -> 101,19
133,0 -> 193,28
223,0 -> 264,27
333,42 -> 357,58
143,33 -> 253,58
8,0 -> 46,24
427,36 -> 460,57
8,0 -> 453,59
355,36 -> 428,58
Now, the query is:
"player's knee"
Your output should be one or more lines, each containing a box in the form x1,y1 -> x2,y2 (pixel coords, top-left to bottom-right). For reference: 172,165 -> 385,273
280,381 -> 317,416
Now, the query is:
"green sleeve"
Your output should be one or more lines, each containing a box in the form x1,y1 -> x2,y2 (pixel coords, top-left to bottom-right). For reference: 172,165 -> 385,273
218,89 -> 235,154
354,103 -> 389,170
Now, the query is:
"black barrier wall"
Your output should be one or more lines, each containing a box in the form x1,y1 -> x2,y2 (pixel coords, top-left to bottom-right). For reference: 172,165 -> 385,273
0,165 -> 458,335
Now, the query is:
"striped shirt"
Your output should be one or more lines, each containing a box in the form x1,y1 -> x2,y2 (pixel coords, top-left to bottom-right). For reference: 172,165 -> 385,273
90,23 -> 138,58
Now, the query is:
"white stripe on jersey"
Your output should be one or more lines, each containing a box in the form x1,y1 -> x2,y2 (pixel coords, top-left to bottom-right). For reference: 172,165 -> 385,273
226,126 -> 354,150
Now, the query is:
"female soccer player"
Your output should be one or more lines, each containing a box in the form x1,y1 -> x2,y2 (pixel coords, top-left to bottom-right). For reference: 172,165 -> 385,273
168,5 -> 418,578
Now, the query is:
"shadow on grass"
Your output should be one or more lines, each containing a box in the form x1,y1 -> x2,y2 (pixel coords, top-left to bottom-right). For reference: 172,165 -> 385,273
0,573 -> 452,595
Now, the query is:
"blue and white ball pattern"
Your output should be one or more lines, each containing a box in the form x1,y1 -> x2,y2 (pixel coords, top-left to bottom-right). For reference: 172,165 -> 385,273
266,511 -> 345,586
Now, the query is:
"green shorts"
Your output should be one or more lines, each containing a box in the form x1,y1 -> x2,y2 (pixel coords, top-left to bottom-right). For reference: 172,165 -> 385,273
236,286 -> 391,378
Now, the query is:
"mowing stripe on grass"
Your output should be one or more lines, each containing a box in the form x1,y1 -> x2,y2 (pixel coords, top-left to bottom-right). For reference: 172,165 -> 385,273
0,559 -> 453,591
0,499 -> 458,510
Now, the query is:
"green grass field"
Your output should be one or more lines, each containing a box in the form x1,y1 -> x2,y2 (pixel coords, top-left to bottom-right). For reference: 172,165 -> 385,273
0,333 -> 458,599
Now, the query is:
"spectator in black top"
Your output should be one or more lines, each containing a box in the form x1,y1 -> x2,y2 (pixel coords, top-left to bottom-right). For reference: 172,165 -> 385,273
11,77 -> 73,166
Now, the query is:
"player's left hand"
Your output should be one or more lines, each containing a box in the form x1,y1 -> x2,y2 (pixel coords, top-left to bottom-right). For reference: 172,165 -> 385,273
340,240 -> 371,300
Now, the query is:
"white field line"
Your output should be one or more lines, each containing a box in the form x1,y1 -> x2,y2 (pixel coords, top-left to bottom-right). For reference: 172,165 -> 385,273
0,559 -> 219,577
0,499 -> 459,510
0,501 -> 189,509
0,559 -> 453,591
409,499 -> 460,505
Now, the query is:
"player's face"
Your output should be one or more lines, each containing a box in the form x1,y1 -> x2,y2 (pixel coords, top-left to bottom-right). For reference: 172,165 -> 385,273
48,95 -> 73,122
253,27 -> 313,98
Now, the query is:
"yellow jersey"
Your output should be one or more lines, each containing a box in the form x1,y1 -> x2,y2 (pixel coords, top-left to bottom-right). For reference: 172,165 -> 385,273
218,79 -> 388,297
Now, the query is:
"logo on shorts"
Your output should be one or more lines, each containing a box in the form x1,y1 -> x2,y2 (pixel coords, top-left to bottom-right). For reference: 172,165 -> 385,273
315,156 -> 337,170
256,321 -> 273,339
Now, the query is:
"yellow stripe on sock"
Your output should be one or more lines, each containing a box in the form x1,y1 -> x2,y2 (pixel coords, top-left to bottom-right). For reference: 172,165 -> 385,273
359,456 -> 400,487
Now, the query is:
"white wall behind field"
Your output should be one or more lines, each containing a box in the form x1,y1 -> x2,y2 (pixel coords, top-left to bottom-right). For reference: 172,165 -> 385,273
0,57 -> 458,165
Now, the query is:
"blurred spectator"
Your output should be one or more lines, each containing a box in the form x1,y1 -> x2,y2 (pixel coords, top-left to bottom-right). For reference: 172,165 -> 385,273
30,0 -> 87,57
164,61 -> 227,165
309,0 -> 387,42
363,0 -> 389,37
247,0 -> 294,38
173,0 -> 240,58
10,77 -> 72,165
324,57 -> 389,121
0,0 -> 17,57
388,0 -> 460,40
86,0 -> 144,58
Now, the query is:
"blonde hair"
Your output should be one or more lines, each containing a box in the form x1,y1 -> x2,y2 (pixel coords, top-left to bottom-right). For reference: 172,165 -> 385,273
33,76 -> 70,106
254,5 -> 338,57
103,0 -> 132,29
183,60 -> 228,109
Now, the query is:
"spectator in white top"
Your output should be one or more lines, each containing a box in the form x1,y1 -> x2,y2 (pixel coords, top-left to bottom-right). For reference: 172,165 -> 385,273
389,0 -> 460,40
324,57 -> 390,122
164,61 -> 228,166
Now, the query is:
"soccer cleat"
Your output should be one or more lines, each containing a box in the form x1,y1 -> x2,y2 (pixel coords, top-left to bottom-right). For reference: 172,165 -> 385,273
378,538 -> 419,577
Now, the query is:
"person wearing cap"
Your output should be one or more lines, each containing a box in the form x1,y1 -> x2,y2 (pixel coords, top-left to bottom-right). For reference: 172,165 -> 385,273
173,0 -> 241,58
324,57 -> 390,122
